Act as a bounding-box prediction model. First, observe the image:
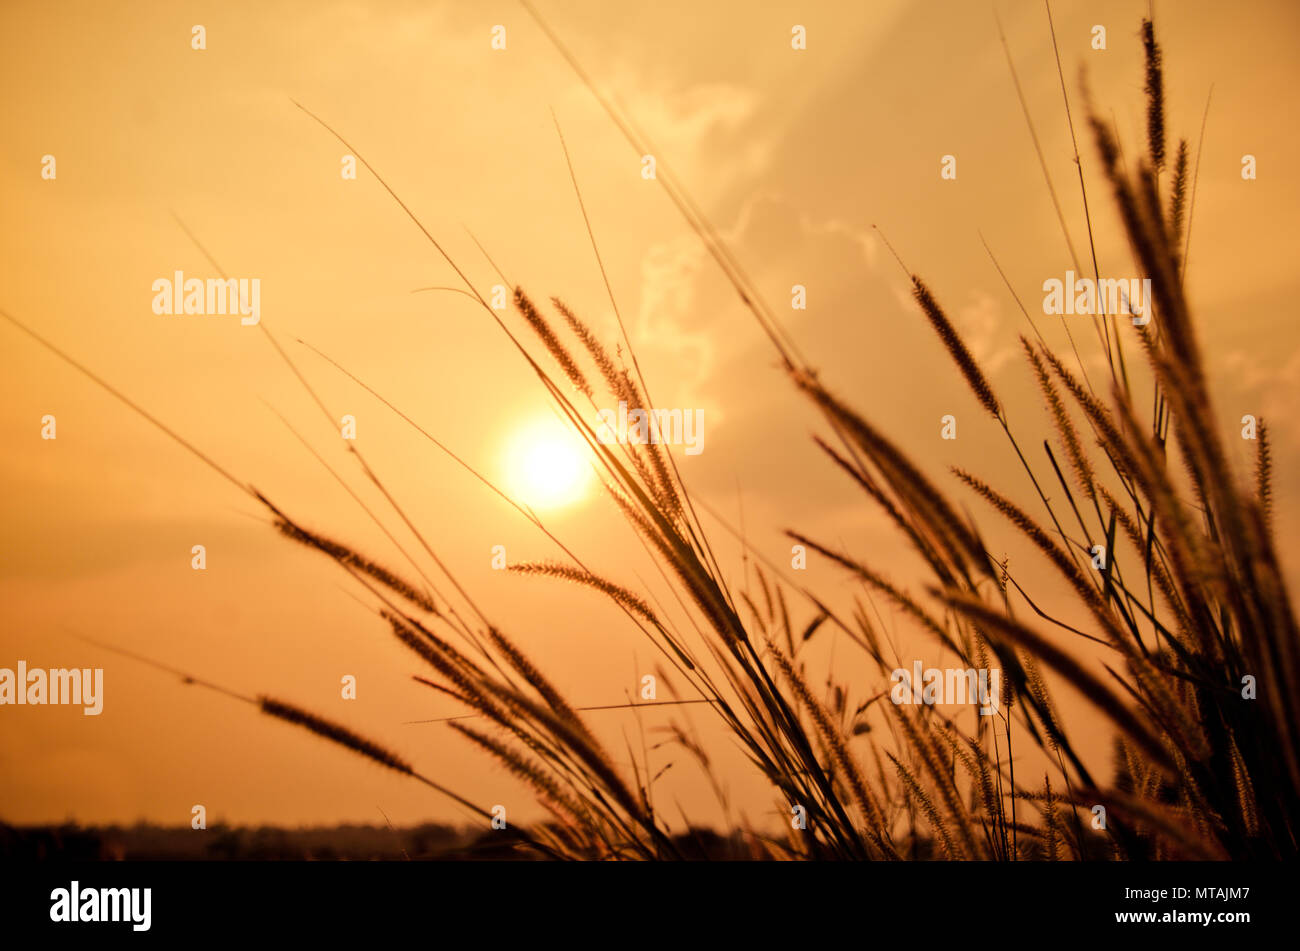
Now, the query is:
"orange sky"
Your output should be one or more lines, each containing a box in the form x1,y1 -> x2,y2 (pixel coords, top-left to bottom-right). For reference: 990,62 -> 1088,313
2,0 -> 1298,829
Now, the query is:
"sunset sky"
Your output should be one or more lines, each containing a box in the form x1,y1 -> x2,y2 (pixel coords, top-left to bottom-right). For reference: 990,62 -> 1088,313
2,0 -> 1298,830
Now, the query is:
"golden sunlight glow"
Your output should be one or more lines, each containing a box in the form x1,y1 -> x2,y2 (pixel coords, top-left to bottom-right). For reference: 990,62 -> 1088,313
502,415 -> 592,511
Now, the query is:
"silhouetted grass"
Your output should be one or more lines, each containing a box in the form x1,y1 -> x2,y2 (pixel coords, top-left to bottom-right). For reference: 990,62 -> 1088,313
175,14 -> 1300,859
5,14 -> 1294,861
268,14 -> 1290,859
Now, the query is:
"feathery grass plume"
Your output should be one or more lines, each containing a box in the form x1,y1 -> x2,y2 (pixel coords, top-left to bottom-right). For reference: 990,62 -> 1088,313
1124,651 -> 1210,762
956,730 -> 1003,850
484,625 -> 587,733
1038,345 -> 1142,483
551,296 -> 618,386
613,368 -> 682,518
766,643 -> 892,855
612,367 -> 645,418
1091,121 -> 1209,414
1169,140 -> 1190,251
509,561 -> 660,627
606,487 -> 741,644
449,721 -> 591,831
813,436 -> 951,572
799,611 -> 829,644
891,706 -> 978,859
1103,358 -> 1231,655
273,517 -> 438,615
911,277 -> 1003,420
787,531 -> 961,655
1043,775 -> 1060,861
606,422 -> 665,510
1079,785 -> 1229,861
481,675 -> 652,833
382,610 -> 502,716
384,608 -> 450,670
736,596 -> 772,663
383,618 -> 595,797
1255,419 -> 1273,529
889,752 -> 958,859
401,646 -> 619,846
508,561 -> 696,669
513,287 -> 593,397
936,724 -> 983,813
548,298 -> 679,516
951,468 -> 1119,630
1021,337 -> 1097,503
1141,18 -> 1166,172
1125,234 -> 1222,493
263,694 -> 562,856
1228,738 -> 1260,838
424,650 -> 651,850
258,696 -> 414,775
1021,655 -> 1065,755
1000,821 -> 1050,844
790,368 -> 996,582
383,609 -> 478,676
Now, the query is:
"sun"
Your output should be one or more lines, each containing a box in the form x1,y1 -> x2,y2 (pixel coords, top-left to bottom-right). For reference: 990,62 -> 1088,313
502,415 -> 592,511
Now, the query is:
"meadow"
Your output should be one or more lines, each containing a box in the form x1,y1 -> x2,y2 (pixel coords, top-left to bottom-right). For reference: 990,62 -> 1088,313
4,8 -> 1295,861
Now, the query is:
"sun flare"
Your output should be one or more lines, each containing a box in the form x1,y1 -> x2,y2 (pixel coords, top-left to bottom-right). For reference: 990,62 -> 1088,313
502,416 -> 592,511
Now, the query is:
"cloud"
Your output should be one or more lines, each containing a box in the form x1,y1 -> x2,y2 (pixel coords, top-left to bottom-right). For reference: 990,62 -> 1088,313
888,283 -> 1017,380
1220,348 -> 1300,449
633,193 -> 884,394
611,78 -> 771,194
954,290 -> 1016,377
